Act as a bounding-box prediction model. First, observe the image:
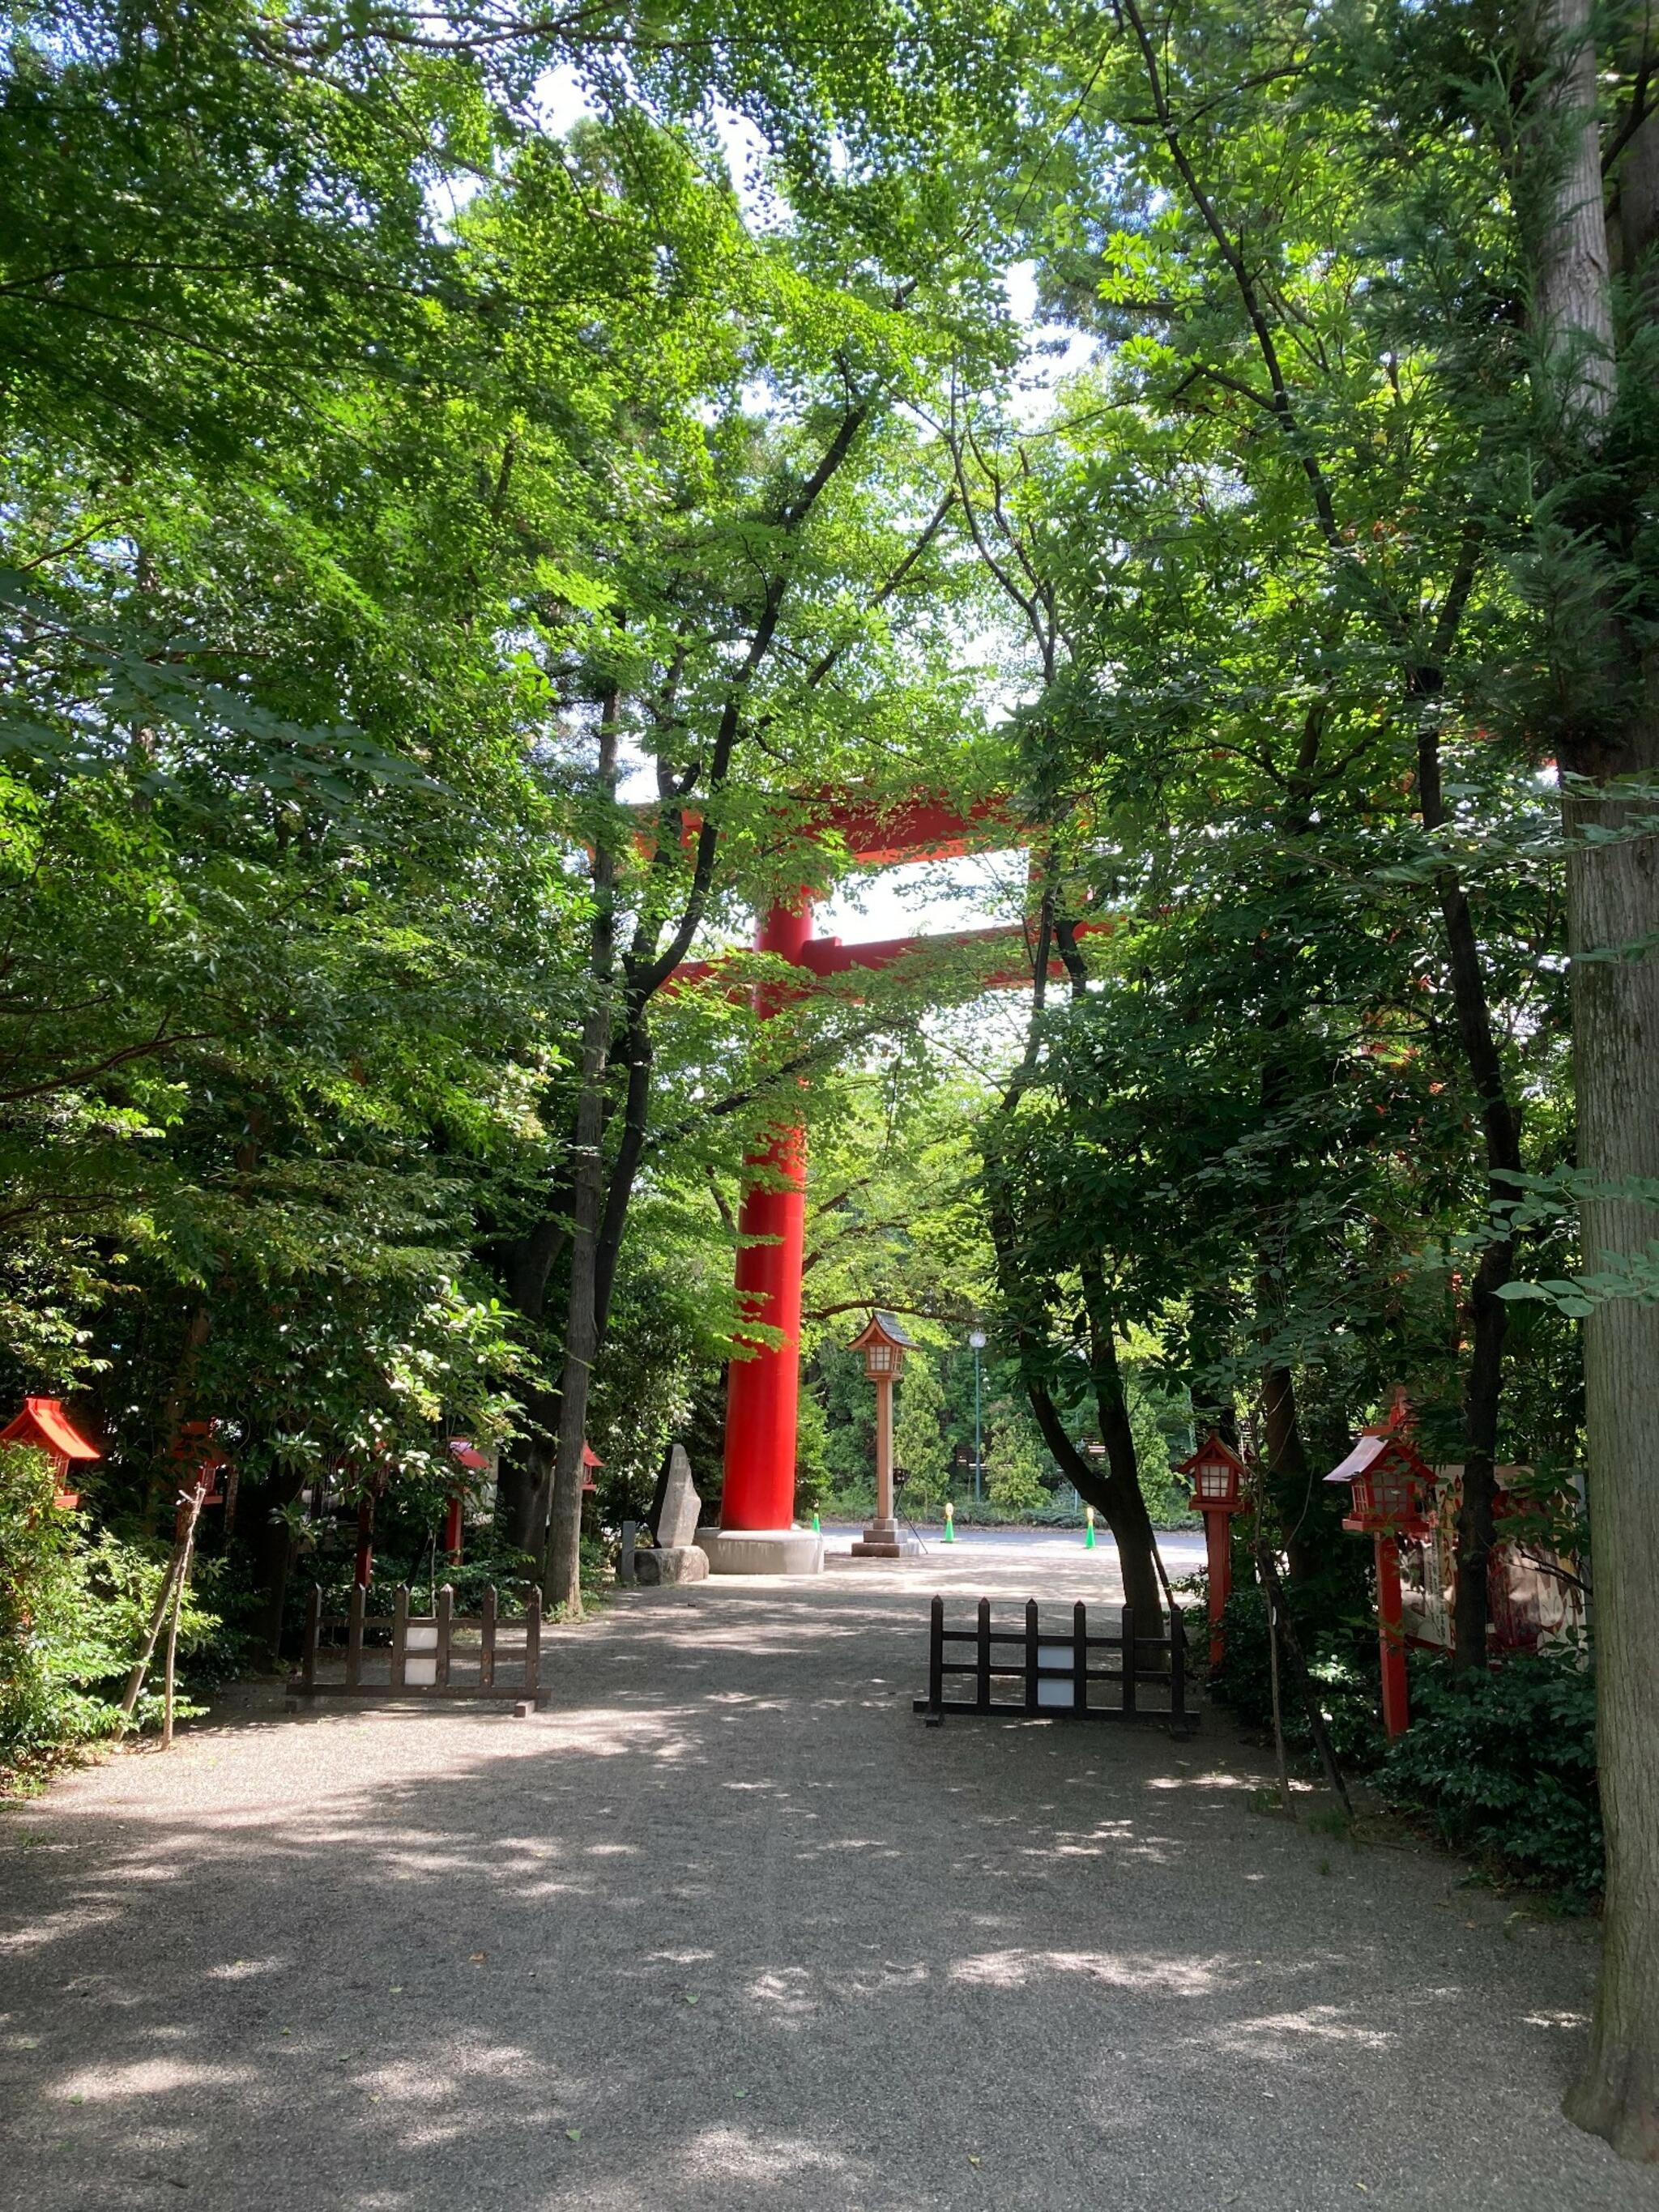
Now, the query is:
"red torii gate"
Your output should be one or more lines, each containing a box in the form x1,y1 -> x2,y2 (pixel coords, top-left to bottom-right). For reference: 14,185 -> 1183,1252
678,793 -> 1106,1568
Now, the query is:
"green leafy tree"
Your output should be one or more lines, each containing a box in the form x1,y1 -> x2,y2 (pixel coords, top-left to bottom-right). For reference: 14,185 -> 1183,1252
983,1395 -> 1050,1516
893,1353 -> 949,1510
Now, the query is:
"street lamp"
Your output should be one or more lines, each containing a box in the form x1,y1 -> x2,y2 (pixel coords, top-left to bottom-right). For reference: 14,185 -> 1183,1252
847,1311 -> 919,1559
1175,1430 -> 1247,1672
1324,1413 -> 1435,1740
968,1329 -> 987,1504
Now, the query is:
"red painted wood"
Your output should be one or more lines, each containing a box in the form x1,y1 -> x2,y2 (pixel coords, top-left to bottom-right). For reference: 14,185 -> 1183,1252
820,792 -> 1015,863
1203,1510 -> 1232,1671
671,916 -> 1114,995
1375,1534 -> 1410,1737
692,794 -> 1111,1538
721,896 -> 813,1531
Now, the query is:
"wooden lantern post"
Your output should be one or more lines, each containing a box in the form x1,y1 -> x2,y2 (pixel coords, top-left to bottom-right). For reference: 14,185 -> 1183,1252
847,1311 -> 918,1560
1324,1416 -> 1435,1738
1175,1430 -> 1247,1670
1,1396 -> 101,1508
445,1438 -> 491,1563
355,1495 -> 377,1592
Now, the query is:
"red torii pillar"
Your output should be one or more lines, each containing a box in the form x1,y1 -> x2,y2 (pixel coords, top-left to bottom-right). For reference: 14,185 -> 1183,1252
720,894 -> 815,1536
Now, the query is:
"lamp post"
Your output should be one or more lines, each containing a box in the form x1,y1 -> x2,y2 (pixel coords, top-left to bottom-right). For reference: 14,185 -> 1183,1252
968,1328 -> 986,1504
1324,1414 -> 1434,1739
847,1311 -> 919,1558
1175,1430 -> 1247,1671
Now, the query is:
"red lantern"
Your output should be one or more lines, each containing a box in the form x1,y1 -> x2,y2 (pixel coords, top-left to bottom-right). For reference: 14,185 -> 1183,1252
444,1437 -> 492,1562
2,1397 -> 100,1509
1178,1430 -> 1246,1515
1175,1431 -> 1247,1669
1325,1431 -> 1434,1540
1325,1417 -> 1438,1737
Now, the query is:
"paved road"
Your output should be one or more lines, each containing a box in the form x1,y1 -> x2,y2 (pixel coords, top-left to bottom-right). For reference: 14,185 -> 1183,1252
1,1546 -> 1653,2212
817,1522 -> 1208,1575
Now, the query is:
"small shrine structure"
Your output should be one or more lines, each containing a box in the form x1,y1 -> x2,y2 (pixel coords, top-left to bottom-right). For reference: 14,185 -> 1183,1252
2,1396 -> 100,1509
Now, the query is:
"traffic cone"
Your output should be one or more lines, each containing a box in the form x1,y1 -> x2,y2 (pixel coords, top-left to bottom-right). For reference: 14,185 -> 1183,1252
943,1501 -> 955,1543
1084,1505 -> 1096,1549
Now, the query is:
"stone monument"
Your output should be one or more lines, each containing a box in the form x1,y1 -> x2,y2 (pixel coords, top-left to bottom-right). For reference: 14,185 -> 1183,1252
633,1443 -> 709,1586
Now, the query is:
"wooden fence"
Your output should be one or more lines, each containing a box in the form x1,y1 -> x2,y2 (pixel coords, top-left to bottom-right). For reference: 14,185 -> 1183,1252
289,1583 -> 544,1707
914,1596 -> 1196,1735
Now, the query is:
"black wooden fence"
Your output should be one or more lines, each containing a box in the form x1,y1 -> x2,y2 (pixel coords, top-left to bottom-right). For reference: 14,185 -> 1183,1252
289,1583 -> 544,1707
914,1596 -> 1196,1735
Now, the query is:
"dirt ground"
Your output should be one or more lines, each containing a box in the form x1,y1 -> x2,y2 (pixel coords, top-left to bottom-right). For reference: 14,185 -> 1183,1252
1,1536 -> 1653,2211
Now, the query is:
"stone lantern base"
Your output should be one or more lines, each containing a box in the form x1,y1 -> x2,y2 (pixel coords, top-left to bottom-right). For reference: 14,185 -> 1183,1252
849,1515 -> 923,1561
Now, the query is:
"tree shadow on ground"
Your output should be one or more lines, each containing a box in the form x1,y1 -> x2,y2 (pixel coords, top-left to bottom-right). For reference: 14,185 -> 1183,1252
0,1581 -> 1649,2212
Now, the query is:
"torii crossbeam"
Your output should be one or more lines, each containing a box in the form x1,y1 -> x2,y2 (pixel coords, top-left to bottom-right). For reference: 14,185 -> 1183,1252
676,794 -> 1107,1573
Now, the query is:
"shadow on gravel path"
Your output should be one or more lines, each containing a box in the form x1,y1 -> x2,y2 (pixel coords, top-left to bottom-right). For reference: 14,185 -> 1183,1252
1,1558 -> 1653,2212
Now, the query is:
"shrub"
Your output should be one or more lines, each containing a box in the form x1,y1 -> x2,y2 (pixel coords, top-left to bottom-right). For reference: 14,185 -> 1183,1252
1378,1650 -> 1602,1910
1212,1581 -> 1388,1771
1,1443 -> 219,1788
2,1444 -> 122,1775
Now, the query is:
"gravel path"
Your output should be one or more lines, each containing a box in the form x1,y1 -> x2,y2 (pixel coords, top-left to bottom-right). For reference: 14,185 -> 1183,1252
2,1539 -> 1654,2212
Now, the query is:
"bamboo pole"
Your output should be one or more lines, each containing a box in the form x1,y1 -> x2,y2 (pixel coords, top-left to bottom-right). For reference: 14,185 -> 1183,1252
122,1477 -> 207,1728
160,1484 -> 207,1750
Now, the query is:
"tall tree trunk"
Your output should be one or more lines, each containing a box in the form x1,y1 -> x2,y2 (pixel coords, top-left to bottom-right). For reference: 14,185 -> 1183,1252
249,1466 -> 308,1669
1026,1379 -> 1164,1625
543,693 -> 621,1618
1416,717 -> 1525,1669
990,902 -> 1166,1626
1562,756 -> 1659,2155
1514,0 -> 1659,2154
1255,997 -> 1318,1579
493,1204 -> 569,1562
593,1011 -> 654,1336
1258,1357 -> 1319,1584
1079,1259 -> 1165,1624
505,1380 -> 559,1562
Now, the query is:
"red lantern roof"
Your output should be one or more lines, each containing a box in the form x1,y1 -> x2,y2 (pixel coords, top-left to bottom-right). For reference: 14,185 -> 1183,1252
846,1311 -> 916,1355
847,1311 -> 915,1379
1175,1429 -> 1247,1512
1175,1431 -> 1246,1481
1324,1430 -> 1435,1536
2,1397 -> 100,1509
448,1438 -> 490,1472
2,1397 -> 101,1464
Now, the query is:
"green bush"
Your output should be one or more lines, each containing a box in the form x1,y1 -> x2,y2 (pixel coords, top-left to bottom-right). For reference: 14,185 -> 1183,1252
1,1443 -> 219,1788
289,1521 -> 540,1627
1378,1650 -> 1602,1910
1212,1581 -> 1388,1771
